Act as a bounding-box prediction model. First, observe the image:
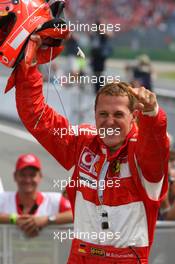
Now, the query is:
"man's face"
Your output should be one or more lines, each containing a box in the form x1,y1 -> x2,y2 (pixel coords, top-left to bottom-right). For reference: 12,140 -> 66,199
14,167 -> 41,194
95,95 -> 134,148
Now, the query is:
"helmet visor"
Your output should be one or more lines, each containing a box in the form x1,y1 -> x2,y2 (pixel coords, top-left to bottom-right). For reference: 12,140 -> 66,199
0,12 -> 16,46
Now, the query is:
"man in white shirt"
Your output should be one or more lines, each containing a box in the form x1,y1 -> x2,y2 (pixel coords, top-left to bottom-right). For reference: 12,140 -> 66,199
0,153 -> 72,237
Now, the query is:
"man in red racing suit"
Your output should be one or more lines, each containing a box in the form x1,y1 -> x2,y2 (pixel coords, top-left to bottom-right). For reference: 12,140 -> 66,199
14,39 -> 169,264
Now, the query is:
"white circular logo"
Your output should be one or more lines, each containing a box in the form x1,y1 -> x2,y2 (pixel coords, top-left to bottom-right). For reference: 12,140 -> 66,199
82,152 -> 94,167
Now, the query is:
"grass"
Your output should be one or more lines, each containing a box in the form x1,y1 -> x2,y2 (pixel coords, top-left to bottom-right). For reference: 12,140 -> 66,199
112,47 -> 175,62
159,71 -> 175,79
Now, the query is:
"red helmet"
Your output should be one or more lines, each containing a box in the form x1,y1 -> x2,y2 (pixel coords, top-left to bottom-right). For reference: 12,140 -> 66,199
0,0 -> 68,68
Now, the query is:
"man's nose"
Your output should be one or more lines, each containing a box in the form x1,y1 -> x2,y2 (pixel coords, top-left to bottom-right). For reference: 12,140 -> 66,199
23,176 -> 32,182
106,115 -> 115,126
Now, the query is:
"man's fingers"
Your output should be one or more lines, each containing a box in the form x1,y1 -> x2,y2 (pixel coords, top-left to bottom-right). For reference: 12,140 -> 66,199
149,93 -> 156,105
128,86 -> 154,103
30,34 -> 40,41
127,85 -> 157,112
134,102 -> 145,111
24,34 -> 42,69
30,34 -> 42,47
24,223 -> 38,233
18,218 -> 33,229
128,86 -> 149,101
127,86 -> 140,100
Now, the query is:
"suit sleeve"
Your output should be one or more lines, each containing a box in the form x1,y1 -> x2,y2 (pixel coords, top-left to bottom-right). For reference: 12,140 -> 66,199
15,63 -> 77,170
135,108 -> 169,200
59,196 -> 71,213
136,106 -> 169,183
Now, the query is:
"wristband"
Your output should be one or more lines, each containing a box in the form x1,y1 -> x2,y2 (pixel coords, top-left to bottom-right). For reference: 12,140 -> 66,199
9,214 -> 17,224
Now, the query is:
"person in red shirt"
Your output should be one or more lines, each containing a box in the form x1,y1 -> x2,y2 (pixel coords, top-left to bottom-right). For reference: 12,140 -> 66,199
13,35 -> 169,263
0,153 -> 73,237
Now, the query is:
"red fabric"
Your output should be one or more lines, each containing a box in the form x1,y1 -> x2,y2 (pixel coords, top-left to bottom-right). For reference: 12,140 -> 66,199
16,192 -> 44,215
59,195 -> 71,213
15,153 -> 41,170
15,63 -> 169,262
67,239 -> 148,264
4,46 -> 64,93
37,46 -> 64,65
4,68 -> 16,93
136,110 -> 169,182
128,136 -> 168,248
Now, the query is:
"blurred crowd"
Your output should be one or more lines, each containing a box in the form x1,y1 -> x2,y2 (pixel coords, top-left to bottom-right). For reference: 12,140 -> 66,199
66,0 -> 175,30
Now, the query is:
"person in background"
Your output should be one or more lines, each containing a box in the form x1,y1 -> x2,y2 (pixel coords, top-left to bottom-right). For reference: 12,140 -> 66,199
0,154 -> 73,237
90,21 -> 112,93
65,34 -> 79,77
125,54 -> 155,91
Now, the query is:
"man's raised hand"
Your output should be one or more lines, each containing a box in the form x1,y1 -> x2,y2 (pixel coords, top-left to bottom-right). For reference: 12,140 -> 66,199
127,86 -> 158,114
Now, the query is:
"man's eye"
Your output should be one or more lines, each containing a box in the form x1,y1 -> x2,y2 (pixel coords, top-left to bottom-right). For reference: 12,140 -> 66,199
100,112 -> 108,117
114,113 -> 124,118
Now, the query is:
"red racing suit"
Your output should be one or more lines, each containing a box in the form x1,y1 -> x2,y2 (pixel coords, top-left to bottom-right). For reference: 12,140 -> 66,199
15,63 -> 169,264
